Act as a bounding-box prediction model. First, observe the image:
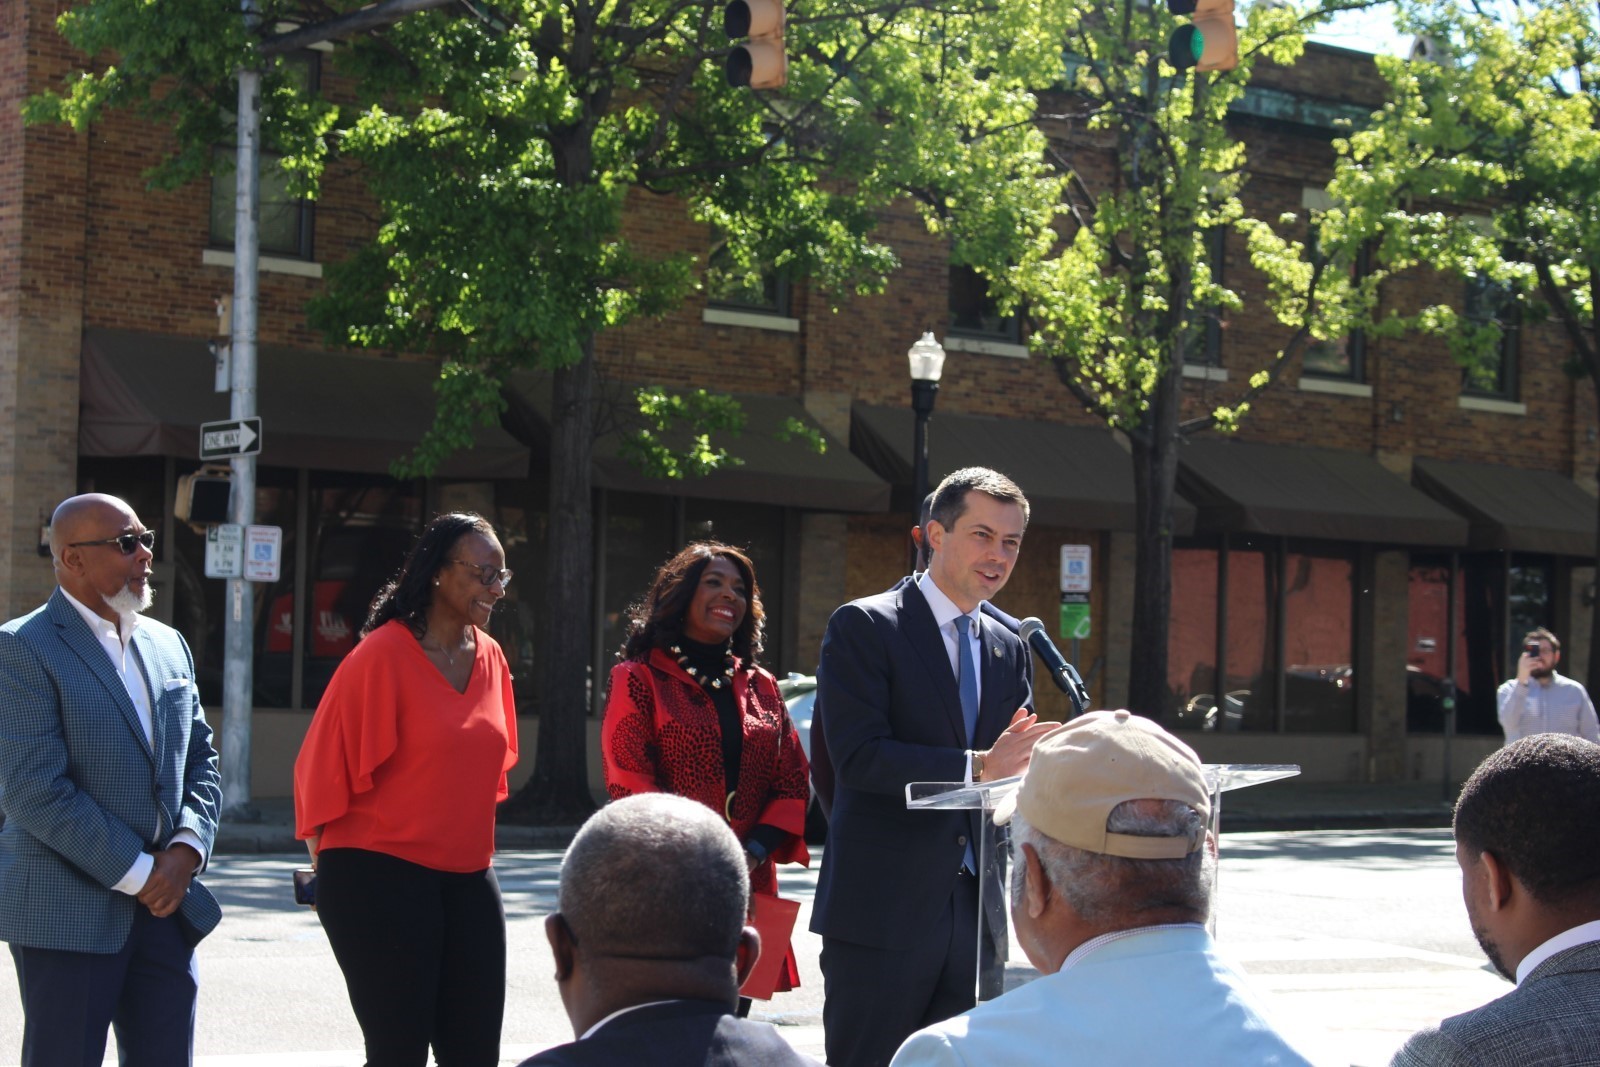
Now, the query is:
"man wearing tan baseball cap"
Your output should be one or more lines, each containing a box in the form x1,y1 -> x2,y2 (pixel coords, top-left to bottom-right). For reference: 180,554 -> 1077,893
889,710 -> 1323,1067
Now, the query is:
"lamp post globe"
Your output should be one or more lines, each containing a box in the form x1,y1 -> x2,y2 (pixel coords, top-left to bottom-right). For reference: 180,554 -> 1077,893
907,331 -> 946,535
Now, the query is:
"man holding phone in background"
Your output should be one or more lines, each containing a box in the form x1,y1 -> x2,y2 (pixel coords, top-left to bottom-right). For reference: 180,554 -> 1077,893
1497,628 -> 1599,745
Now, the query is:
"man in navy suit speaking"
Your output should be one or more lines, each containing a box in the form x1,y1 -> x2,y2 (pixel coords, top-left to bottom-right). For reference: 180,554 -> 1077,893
811,467 -> 1057,1067
0,493 -> 222,1066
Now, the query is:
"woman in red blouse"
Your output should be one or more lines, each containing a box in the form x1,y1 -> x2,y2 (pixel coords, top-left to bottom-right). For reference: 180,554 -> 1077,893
294,512 -> 519,1067
601,542 -> 811,1003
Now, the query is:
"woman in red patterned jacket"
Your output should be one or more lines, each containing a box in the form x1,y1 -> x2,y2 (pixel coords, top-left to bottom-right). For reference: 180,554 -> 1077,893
601,541 -> 811,1002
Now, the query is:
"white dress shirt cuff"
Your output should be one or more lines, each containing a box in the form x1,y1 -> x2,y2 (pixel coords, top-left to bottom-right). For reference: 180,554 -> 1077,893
963,751 -> 974,785
113,851 -> 155,896
170,829 -> 208,871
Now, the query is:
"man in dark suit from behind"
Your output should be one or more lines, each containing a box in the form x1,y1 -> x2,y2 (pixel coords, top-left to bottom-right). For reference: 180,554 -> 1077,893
1391,733 -> 1600,1066
518,793 -> 820,1067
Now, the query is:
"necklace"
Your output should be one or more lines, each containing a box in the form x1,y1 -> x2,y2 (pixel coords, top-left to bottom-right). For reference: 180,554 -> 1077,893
422,632 -> 471,666
670,643 -> 735,690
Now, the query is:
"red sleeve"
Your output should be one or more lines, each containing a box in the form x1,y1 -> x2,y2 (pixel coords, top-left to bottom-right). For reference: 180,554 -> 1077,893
753,670 -> 811,868
293,624 -> 402,839
601,661 -> 663,801
494,644 -> 519,803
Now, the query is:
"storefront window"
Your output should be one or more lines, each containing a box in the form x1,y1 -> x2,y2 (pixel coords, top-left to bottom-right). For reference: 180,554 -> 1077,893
1282,552 -> 1355,733
600,494 -> 678,667
1227,543 -> 1278,731
1169,536 -> 1356,734
1170,547 -> 1220,729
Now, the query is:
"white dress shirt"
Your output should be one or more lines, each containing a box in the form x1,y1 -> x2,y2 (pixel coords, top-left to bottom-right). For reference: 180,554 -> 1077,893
916,573 -> 985,781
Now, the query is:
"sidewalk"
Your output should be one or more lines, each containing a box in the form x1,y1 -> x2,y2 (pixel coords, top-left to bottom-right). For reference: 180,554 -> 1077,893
214,777 -> 1463,854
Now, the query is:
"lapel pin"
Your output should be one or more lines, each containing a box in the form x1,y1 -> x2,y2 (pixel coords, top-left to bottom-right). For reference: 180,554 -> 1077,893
992,646 -> 1002,657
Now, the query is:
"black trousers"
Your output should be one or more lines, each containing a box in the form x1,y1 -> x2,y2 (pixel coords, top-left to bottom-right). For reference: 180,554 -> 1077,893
316,848 -> 506,1067
821,871 -> 987,1067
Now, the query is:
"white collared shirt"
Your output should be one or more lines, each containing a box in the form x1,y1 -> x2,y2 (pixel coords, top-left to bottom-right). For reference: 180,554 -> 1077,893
59,587 -> 205,895
61,587 -> 152,745
917,573 -> 985,781
1060,922 -> 1208,972
1515,918 -> 1600,985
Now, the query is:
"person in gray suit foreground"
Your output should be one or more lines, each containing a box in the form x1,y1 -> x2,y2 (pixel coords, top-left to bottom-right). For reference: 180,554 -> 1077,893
0,493 -> 222,1066
518,793 -> 820,1066
1391,733 -> 1600,1066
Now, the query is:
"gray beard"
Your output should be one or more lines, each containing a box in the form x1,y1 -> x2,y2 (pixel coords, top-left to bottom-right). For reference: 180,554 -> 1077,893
104,583 -> 153,619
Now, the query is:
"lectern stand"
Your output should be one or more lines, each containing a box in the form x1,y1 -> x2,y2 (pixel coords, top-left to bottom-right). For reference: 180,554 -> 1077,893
907,762 -> 1299,1001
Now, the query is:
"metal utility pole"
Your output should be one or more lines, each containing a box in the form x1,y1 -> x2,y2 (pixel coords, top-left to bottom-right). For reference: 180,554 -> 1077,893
216,0 -> 462,820
220,0 -> 262,819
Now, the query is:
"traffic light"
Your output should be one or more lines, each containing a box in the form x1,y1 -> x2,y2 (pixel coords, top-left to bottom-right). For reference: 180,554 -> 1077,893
724,0 -> 786,89
1168,0 -> 1237,73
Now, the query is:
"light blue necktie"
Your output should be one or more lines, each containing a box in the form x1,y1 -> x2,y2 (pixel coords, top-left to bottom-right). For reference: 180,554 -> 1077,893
955,614 -> 979,744
955,614 -> 980,874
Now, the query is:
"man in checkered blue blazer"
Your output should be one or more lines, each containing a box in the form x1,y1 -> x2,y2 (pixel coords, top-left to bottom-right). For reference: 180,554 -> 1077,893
0,493 -> 222,1067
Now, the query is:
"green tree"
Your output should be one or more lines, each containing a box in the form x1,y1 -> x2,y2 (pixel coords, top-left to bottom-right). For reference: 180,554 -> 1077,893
974,0 -> 1381,718
29,0 -> 1064,820
1318,0 -> 1600,695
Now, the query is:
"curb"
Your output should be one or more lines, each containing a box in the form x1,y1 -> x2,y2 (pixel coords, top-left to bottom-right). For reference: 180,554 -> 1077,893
1220,810 -> 1454,833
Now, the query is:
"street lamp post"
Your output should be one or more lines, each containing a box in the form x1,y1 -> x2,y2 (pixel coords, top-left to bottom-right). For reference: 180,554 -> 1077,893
908,330 -> 946,524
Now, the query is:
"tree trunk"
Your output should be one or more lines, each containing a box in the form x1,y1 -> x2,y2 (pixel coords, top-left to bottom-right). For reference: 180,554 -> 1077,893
1589,451 -> 1600,701
1127,382 -> 1181,721
503,340 -> 600,825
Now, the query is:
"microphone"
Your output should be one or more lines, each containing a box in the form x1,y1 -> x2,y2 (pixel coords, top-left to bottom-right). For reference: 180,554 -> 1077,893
1018,617 -> 1090,717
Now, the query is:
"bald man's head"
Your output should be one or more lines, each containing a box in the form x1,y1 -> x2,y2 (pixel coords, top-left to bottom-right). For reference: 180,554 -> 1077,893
559,794 -> 749,961
49,494 -> 155,622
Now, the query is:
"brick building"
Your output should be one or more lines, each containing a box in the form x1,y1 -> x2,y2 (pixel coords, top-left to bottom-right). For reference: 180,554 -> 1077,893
4,0 -> 1594,796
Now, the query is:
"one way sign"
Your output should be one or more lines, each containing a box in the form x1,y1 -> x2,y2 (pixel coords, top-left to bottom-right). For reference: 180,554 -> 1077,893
199,417 -> 263,460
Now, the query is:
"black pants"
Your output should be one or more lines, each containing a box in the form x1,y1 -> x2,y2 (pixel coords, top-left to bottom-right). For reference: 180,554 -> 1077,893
316,848 -> 506,1067
821,872 -> 984,1067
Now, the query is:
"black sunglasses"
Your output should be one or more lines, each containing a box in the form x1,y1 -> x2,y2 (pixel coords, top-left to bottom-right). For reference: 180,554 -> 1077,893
68,530 -> 156,555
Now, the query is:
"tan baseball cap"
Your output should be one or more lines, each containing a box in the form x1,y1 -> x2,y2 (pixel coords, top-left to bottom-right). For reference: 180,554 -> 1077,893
993,709 -> 1211,859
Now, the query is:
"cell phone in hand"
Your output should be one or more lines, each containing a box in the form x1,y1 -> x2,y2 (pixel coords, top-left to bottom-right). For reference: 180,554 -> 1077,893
1526,642 -> 1542,657
293,867 -> 317,907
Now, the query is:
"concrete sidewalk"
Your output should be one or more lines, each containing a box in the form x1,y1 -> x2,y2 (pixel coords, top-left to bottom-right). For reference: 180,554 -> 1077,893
214,775 -> 1463,854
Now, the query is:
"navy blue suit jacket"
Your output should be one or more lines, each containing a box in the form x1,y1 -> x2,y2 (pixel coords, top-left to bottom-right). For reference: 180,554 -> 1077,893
808,578 -> 1031,951
0,590 -> 222,952
516,999 -> 821,1066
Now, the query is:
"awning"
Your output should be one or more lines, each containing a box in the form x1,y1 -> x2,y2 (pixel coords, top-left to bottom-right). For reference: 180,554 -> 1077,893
1413,457 -> 1597,557
79,329 -> 530,478
1177,437 -> 1468,546
503,379 -> 889,513
850,404 -> 1195,533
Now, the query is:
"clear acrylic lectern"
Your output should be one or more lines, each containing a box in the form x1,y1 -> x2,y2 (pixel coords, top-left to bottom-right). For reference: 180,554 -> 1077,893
906,763 -> 1299,1001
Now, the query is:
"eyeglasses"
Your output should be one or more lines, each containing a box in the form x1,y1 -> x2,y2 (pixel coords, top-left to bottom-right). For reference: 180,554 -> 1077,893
447,559 -> 513,588
68,530 -> 156,555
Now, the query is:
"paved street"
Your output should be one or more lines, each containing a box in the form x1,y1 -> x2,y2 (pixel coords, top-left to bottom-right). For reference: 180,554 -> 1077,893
0,829 -> 1508,1067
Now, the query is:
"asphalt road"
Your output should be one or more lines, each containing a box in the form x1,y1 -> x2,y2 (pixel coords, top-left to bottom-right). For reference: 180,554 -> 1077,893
0,829 -> 1509,1066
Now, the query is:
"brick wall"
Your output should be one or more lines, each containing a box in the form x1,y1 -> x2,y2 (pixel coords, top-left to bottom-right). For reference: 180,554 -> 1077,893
1,0 -> 90,618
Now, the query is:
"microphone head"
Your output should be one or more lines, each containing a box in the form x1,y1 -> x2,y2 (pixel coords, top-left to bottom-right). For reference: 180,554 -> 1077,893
1018,616 -> 1046,642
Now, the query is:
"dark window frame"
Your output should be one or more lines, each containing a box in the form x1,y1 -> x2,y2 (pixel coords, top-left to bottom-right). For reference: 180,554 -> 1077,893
209,52 -> 320,261
1302,238 -> 1370,382
947,263 -> 1022,344
1460,275 -> 1521,400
